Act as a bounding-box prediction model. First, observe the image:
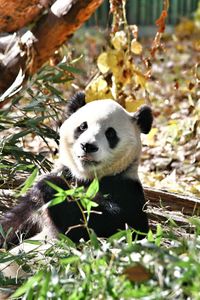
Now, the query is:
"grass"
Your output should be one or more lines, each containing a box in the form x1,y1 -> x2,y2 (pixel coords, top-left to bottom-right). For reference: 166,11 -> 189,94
1,218 -> 200,299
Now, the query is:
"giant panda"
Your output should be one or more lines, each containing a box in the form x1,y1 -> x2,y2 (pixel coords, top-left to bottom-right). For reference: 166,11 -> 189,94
0,92 -> 153,250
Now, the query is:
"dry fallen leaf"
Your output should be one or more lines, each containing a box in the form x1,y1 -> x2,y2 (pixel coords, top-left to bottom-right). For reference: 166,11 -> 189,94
123,264 -> 151,283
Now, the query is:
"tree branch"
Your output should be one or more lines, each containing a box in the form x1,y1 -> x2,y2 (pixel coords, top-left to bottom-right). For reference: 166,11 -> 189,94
0,0 -> 54,33
0,0 -> 103,95
144,186 -> 200,216
31,0 -> 103,73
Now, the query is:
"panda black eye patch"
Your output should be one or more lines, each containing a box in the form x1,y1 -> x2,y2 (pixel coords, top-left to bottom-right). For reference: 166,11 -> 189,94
105,127 -> 119,149
74,121 -> 88,139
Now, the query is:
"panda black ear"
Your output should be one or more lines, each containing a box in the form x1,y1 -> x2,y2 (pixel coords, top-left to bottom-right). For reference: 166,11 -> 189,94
66,92 -> 86,118
134,105 -> 153,134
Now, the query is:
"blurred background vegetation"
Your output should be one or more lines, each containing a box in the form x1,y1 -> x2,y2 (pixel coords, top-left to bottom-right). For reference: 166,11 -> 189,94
88,0 -> 199,27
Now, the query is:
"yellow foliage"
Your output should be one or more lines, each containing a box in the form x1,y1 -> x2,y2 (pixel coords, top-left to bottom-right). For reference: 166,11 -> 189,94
158,170 -> 180,193
107,50 -> 124,75
134,72 -> 147,89
143,128 -> 158,146
97,52 -> 109,74
87,27 -> 148,110
175,19 -> 196,38
125,98 -> 145,112
111,31 -> 127,50
85,75 -> 113,102
193,39 -> 200,51
191,184 -> 200,196
131,40 -> 143,55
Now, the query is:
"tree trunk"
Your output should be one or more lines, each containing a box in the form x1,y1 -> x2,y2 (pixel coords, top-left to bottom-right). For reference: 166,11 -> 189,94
0,0 -> 103,96
144,186 -> 200,216
0,0 -> 54,33
31,0 -> 103,73
144,187 -> 200,228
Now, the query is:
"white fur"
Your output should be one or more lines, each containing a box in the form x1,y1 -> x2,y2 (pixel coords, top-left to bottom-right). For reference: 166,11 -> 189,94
0,232 -> 57,279
59,100 -> 142,180
0,211 -> 58,279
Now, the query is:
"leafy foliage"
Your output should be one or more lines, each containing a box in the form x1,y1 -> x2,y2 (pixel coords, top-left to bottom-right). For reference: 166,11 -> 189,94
1,219 -> 200,299
0,58 -> 82,186
47,178 -> 99,225
85,0 -> 169,112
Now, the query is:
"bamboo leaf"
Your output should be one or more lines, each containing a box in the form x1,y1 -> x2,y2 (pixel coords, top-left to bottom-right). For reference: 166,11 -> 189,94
17,168 -> 38,196
60,256 -> 80,265
48,196 -> 67,207
11,271 -> 43,298
86,178 -> 99,199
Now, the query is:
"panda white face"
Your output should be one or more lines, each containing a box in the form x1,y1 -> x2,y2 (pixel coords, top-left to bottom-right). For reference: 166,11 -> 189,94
59,99 -> 151,180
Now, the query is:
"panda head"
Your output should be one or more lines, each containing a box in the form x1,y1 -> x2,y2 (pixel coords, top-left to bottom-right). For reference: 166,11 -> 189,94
59,92 -> 153,180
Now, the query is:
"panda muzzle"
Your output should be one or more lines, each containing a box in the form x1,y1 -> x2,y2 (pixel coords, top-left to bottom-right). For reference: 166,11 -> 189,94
80,143 -> 99,154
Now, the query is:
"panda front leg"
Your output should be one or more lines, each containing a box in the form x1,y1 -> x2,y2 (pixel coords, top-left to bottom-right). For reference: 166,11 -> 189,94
0,174 -> 72,278
0,229 -> 58,279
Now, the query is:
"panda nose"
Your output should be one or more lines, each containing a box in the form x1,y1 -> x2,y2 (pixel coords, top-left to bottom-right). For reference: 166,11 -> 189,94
81,143 -> 99,153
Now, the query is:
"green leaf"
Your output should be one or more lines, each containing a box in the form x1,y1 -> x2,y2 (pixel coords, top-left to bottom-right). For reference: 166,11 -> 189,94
126,228 -> 133,246
155,224 -> 163,247
0,254 -> 21,264
86,178 -> 99,199
17,168 -> 38,196
80,197 -> 98,221
70,186 -> 85,198
48,196 -> 67,207
81,198 -> 98,209
58,64 -> 84,74
11,270 -> 43,298
60,256 -> 80,265
24,239 -> 43,246
5,227 -> 13,237
39,271 -> 50,298
7,129 -> 33,143
57,233 -> 76,248
89,229 -> 100,249
0,224 -> 5,239
147,230 -> 154,243
108,230 -> 127,242
46,180 -> 66,193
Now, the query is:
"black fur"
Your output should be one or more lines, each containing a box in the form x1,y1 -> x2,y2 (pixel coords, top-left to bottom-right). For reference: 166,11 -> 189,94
134,105 -> 153,134
74,121 -> 88,140
0,170 -> 148,247
0,174 -> 71,248
48,172 -> 149,241
47,172 -> 148,241
105,127 -> 119,149
66,92 -> 86,118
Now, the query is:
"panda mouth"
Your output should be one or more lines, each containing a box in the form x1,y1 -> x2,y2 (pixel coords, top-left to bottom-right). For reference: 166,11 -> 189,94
78,155 -> 100,166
